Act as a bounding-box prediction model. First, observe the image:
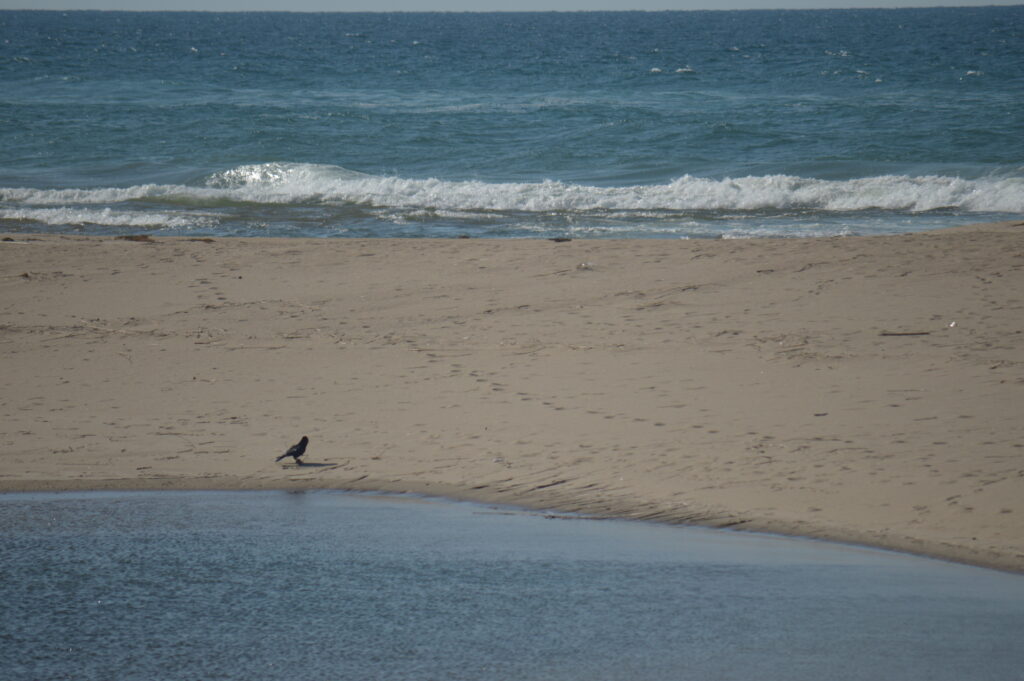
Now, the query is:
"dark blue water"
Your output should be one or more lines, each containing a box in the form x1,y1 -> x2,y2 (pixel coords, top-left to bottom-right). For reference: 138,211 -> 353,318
2,491 -> 1023,681
0,9 -> 1022,238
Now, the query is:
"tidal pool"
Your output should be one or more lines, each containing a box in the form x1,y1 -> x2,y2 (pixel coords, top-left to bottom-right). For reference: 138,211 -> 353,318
2,490 -> 1022,681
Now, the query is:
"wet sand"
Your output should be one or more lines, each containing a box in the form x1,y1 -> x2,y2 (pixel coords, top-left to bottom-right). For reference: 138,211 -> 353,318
2,222 -> 1022,572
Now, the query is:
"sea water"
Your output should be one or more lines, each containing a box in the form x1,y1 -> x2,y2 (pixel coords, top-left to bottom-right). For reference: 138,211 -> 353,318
1,8 -> 1022,239
2,491 -> 1023,681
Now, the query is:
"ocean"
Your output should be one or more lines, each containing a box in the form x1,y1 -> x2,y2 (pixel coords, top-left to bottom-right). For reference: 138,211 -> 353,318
0,8 -> 1022,239
3,490 -> 1024,681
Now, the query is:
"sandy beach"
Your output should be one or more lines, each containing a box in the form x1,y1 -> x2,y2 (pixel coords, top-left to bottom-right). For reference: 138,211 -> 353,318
2,223 -> 1022,572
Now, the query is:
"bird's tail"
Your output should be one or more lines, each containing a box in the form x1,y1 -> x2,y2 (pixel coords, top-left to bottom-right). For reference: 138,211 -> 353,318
275,453 -> 287,462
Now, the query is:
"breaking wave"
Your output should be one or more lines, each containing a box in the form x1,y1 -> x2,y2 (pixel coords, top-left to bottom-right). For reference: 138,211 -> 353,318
4,163 -> 1021,214
2,163 -> 1021,237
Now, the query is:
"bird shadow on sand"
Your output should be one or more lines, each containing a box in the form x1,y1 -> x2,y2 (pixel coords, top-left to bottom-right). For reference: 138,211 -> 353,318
279,462 -> 339,470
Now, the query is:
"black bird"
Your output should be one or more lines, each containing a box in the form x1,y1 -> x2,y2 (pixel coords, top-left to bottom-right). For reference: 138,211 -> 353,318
276,436 -> 309,464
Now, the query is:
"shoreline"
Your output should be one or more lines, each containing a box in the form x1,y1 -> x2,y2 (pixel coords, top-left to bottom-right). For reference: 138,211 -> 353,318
3,223 -> 1023,574
3,475 -> 1019,575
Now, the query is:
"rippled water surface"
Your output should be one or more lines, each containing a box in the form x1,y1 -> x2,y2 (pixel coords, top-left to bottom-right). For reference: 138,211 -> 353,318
1,9 -> 1022,238
2,491 -> 1023,681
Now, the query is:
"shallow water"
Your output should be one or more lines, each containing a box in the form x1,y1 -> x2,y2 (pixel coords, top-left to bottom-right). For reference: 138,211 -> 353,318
2,491 -> 1023,681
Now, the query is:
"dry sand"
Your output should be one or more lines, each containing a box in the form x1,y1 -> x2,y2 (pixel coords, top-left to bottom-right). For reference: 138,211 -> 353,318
2,223 -> 1023,572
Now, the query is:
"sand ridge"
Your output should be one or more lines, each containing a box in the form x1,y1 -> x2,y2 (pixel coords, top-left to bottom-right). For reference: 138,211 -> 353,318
2,223 -> 1022,572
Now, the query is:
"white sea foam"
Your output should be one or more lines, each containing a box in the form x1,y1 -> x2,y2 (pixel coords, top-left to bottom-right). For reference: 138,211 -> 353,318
722,225 -> 854,239
215,164 -> 1024,214
0,184 -> 221,206
3,163 -> 1022,217
0,206 -> 215,228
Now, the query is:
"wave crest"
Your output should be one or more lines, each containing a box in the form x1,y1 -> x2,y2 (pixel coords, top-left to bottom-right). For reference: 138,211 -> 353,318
3,163 -> 1022,218
206,164 -> 1024,214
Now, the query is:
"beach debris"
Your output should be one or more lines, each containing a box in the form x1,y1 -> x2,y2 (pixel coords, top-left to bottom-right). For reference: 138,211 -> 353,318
531,479 -> 568,491
879,331 -> 931,336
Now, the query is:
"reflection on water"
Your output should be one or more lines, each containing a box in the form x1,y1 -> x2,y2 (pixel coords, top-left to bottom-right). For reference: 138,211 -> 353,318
2,491 -> 1022,681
